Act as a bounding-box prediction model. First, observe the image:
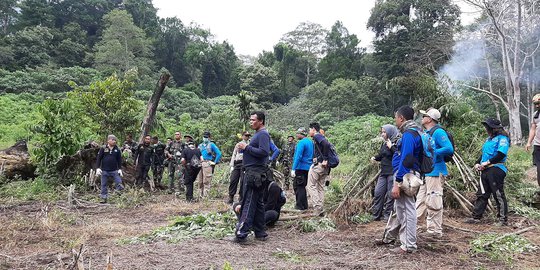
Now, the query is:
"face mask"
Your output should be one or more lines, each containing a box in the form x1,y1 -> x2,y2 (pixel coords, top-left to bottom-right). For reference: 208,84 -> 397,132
203,137 -> 209,143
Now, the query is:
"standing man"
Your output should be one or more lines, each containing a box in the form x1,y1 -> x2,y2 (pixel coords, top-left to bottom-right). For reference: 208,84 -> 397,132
307,122 -> 331,215
416,108 -> 454,238
229,131 -> 251,204
291,128 -> 313,210
380,106 -> 423,253
233,111 -> 270,243
166,131 -> 186,193
122,133 -> 138,164
180,140 -> 202,202
135,135 -> 153,187
151,136 -> 166,188
197,131 -> 222,198
280,135 -> 296,190
96,135 -> 124,203
526,94 -> 540,194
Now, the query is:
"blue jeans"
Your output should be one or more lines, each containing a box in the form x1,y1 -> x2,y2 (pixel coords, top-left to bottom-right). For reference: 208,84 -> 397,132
235,167 -> 267,239
100,170 -> 124,199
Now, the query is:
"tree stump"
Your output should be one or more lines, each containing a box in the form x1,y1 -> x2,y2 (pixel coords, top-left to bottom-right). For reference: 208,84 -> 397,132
0,140 -> 36,179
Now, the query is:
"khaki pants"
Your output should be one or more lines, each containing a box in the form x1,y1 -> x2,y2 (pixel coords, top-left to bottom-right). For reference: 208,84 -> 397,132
197,160 -> 213,198
307,164 -> 329,209
416,175 -> 444,235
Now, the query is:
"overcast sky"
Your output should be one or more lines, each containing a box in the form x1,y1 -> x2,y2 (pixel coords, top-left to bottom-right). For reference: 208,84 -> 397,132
153,0 -> 480,56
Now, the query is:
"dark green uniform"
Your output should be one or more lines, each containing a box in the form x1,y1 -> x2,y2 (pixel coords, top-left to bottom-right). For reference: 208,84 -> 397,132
166,140 -> 186,191
152,142 -> 166,186
280,142 -> 296,189
135,143 -> 153,186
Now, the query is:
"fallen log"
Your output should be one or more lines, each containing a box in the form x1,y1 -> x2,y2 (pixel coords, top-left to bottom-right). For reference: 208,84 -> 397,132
481,226 -> 537,249
279,213 -> 318,221
0,141 -> 36,179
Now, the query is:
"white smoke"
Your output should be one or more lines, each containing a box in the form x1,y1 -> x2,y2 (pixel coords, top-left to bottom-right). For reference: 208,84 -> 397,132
439,32 -> 486,82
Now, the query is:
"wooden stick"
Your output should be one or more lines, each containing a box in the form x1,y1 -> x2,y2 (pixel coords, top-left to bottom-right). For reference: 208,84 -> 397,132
443,223 -> 481,234
481,226 -> 537,249
445,182 -> 474,208
446,184 -> 472,215
279,213 -> 317,221
352,171 -> 380,198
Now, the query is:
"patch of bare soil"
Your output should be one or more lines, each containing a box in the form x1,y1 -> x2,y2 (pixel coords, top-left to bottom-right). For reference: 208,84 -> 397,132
1,192 -> 539,270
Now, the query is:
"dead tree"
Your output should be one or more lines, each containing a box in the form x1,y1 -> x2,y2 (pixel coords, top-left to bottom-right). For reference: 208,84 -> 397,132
139,69 -> 171,143
0,140 -> 36,179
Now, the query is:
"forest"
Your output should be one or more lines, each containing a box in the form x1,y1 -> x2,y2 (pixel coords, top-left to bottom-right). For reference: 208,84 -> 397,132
1,0 -> 540,269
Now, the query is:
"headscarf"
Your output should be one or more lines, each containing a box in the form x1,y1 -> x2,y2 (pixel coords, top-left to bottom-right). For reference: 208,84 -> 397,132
382,124 -> 399,142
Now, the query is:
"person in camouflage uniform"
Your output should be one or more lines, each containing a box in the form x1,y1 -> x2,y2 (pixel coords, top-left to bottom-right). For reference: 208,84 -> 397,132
135,135 -> 153,187
280,135 -> 296,190
166,131 -> 186,193
151,136 -> 166,187
121,134 -> 138,164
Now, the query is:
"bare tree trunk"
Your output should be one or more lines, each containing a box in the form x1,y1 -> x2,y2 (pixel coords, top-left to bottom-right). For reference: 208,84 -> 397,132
484,42 -> 501,120
139,70 -> 171,143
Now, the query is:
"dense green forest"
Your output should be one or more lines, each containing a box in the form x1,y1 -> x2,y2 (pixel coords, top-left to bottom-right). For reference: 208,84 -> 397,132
0,0 -> 538,182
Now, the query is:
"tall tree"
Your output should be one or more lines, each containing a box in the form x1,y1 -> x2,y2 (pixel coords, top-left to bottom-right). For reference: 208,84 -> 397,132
0,0 -> 17,35
281,22 -> 328,86
155,17 -> 190,86
123,0 -> 160,37
318,21 -> 365,84
94,9 -> 155,76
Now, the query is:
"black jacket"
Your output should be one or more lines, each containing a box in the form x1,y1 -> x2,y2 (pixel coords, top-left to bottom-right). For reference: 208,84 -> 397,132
264,182 -> 286,213
374,142 -> 396,176
96,145 -> 122,172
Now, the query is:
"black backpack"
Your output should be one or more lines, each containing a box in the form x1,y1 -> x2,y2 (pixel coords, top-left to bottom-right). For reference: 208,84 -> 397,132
428,126 -> 455,163
314,137 -> 340,168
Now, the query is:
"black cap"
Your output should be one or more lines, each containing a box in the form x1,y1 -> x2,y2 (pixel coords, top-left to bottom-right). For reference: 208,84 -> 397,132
184,134 -> 194,140
482,118 -> 503,129
203,131 -> 211,138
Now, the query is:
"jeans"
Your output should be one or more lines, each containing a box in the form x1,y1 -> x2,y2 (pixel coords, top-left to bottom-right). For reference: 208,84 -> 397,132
371,174 -> 394,220
100,170 -> 124,199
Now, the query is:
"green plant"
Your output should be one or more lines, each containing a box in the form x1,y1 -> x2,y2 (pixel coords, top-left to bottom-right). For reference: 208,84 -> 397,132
0,178 -> 60,203
272,249 -> 304,263
299,217 -> 336,233
470,233 -> 537,263
350,213 -> 373,224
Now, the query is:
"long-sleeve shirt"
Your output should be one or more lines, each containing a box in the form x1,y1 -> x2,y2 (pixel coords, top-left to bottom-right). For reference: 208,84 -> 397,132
425,126 -> 454,177
313,133 -> 331,163
269,141 -> 280,161
243,128 -> 270,168
230,140 -> 249,167
292,137 -> 314,171
199,142 -> 222,163
392,129 -> 422,182
96,145 -> 122,172
374,142 -> 396,176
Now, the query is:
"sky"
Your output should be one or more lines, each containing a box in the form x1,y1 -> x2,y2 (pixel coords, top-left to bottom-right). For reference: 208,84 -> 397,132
153,0 -> 481,57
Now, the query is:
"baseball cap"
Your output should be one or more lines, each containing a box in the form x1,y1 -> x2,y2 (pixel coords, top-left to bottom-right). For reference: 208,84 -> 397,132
419,108 -> 441,121
482,118 -> 503,129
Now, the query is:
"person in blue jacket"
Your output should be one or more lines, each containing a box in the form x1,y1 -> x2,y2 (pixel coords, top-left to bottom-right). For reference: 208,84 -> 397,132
291,128 -> 313,210
465,118 -> 510,226
197,131 -> 222,198
416,108 -> 454,238
379,106 -> 422,253
268,140 -> 280,168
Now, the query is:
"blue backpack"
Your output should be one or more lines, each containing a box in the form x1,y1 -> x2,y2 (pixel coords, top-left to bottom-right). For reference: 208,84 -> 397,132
406,128 -> 434,175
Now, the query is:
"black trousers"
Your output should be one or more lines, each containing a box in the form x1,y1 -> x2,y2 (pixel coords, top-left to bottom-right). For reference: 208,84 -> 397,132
472,167 -> 508,222
293,170 -> 309,210
236,166 -> 267,239
136,165 -> 151,186
229,161 -> 244,198
184,166 -> 200,201
533,146 -> 540,187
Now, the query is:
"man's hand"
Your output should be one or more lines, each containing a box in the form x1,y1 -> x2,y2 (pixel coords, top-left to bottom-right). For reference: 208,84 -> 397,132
96,168 -> 102,176
321,160 -> 328,168
234,204 -> 241,214
118,169 -> 123,177
291,170 -> 296,178
474,164 -> 484,171
391,184 -> 401,199
526,143 -> 532,152
237,142 -> 247,150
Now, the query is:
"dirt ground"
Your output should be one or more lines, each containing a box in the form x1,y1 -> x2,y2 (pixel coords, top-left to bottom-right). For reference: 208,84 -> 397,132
1,189 -> 540,270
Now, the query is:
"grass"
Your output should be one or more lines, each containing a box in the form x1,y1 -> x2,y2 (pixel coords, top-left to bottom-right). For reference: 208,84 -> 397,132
0,178 -> 60,203
272,249 -> 304,263
350,213 -> 373,224
299,217 -> 336,233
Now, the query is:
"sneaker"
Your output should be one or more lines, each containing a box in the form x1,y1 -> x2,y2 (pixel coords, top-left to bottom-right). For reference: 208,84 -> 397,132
464,218 -> 481,224
391,247 -> 416,254
494,221 -> 508,227
255,236 -> 268,242
228,236 -> 248,244
374,238 -> 394,245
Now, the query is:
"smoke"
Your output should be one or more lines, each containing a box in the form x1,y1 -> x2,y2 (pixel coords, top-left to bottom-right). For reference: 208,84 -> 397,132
439,34 -> 486,82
